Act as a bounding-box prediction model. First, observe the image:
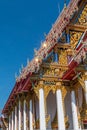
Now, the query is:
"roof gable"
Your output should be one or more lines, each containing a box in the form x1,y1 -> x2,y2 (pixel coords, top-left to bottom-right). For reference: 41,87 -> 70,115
16,0 -> 81,82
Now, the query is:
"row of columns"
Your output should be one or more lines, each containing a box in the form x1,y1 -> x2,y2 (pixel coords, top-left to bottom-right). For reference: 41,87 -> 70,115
8,99 -> 33,130
39,88 -> 82,130
8,85 -> 87,130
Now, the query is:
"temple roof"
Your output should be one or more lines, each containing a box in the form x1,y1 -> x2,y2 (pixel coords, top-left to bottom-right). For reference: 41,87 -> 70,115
16,0 -> 80,82
2,0 -> 82,114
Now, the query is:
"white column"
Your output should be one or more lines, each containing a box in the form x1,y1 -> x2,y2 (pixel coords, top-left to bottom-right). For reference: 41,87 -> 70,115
56,89 -> 65,130
85,80 -> 87,104
18,100 -> 21,130
23,100 -> 27,130
71,91 -> 79,130
15,106 -> 17,130
12,111 -> 14,130
6,128 -> 9,130
39,88 -> 46,130
29,100 -> 33,130
9,115 -> 11,130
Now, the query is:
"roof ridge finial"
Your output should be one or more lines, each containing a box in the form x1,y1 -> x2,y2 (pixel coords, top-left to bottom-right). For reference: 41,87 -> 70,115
19,68 -> 21,74
21,64 -> 24,69
15,72 -> 17,79
64,0 -> 66,9
27,58 -> 30,65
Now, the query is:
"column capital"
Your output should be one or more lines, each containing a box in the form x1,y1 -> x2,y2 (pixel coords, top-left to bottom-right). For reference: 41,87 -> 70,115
34,81 -> 67,99
56,82 -> 67,100
34,81 -> 47,99
82,72 -> 87,80
34,84 -> 50,99
69,80 -> 81,92
77,75 -> 87,92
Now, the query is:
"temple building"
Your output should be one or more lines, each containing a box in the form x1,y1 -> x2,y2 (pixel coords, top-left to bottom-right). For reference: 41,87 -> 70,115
1,0 -> 87,129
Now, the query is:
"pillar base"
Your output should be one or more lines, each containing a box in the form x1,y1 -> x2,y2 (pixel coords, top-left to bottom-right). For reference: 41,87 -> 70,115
35,114 -> 50,129
51,112 -> 69,129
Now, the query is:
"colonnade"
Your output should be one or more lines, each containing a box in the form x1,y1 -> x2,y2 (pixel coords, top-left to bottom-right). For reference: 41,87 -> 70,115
7,79 -> 87,130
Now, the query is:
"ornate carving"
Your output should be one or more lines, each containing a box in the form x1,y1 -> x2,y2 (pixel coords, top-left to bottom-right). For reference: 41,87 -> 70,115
78,4 -> 87,25
34,85 -> 40,99
34,81 -> 68,99
70,31 -> 82,49
41,62 -> 68,79
78,75 -> 86,92
35,114 -> 50,129
44,68 -> 55,76
58,33 -> 66,43
80,99 -> 87,121
35,119 -> 39,129
51,111 -> 58,128
83,72 -> 87,81
44,86 -> 52,99
58,50 -> 68,65
51,86 -> 57,94
61,86 -> 67,100
65,116 -> 69,128
45,114 -> 50,126
51,112 -> 69,129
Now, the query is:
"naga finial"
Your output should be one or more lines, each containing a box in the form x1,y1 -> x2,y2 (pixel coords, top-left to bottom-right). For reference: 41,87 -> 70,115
21,64 -> 24,69
15,72 -> 17,79
19,69 -> 21,74
34,48 -> 38,56
27,58 -> 29,65
64,0 -> 66,9
44,32 -> 47,38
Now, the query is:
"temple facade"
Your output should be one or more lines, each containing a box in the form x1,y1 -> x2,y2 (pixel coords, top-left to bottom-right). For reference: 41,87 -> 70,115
1,0 -> 87,129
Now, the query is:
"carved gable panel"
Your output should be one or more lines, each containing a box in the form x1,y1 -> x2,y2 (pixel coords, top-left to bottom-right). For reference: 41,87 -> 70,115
70,31 -> 82,49
78,4 -> 87,25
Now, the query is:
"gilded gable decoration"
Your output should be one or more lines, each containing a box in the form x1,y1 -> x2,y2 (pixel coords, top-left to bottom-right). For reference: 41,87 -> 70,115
70,31 -> 82,49
78,4 -> 87,25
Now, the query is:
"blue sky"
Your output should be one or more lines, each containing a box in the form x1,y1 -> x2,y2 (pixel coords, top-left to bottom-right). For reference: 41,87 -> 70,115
0,0 -> 69,110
